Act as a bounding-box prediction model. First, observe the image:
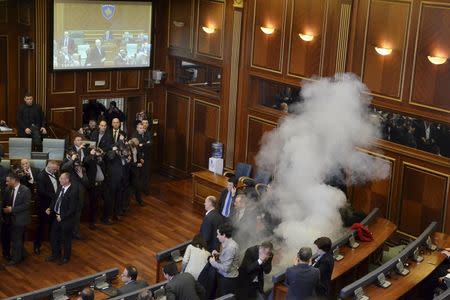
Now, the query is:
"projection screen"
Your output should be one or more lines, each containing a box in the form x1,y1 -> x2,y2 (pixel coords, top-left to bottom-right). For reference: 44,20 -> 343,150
52,0 -> 152,70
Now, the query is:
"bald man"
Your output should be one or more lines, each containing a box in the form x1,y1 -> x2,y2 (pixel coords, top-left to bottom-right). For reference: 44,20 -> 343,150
19,158 -> 39,190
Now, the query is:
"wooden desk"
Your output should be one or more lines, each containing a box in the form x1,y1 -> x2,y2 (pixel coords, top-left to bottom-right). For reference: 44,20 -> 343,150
192,170 -> 228,206
273,218 -> 397,300
0,128 -> 17,154
362,232 -> 450,300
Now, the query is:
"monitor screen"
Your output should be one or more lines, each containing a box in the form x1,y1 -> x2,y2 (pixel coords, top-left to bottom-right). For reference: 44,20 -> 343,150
52,0 -> 152,70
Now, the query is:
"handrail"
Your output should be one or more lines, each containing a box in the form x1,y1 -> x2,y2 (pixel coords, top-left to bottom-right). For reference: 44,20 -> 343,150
339,221 -> 438,298
5,267 -> 119,300
155,240 -> 192,261
108,281 -> 167,300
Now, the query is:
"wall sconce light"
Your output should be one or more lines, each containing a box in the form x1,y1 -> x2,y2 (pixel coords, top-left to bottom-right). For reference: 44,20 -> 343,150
173,21 -> 185,28
260,26 -> 275,35
298,33 -> 314,42
374,47 -> 392,56
202,26 -> 215,34
427,56 -> 447,65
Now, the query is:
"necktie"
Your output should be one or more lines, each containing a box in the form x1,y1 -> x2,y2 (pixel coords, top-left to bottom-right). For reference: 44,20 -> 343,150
113,130 -> 117,142
55,188 -> 65,214
222,192 -> 232,217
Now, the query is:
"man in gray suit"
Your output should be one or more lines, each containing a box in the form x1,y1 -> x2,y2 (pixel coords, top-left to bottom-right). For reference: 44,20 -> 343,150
117,264 -> 149,295
164,262 -> 205,300
1,172 -> 31,265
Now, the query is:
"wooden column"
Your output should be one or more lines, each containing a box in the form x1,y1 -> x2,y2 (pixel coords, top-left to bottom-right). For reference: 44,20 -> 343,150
35,0 -> 47,109
225,1 -> 244,169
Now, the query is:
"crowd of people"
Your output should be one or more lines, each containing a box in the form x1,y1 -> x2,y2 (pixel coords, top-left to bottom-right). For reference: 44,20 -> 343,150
372,107 -> 450,157
75,190 -> 335,300
0,94 -> 153,268
53,30 -> 151,68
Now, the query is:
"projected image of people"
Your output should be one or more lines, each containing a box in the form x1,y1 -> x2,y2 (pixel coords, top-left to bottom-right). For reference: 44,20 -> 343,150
52,1 -> 152,70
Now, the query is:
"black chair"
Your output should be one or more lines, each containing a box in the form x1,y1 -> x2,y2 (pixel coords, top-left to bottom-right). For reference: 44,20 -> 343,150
224,162 -> 252,181
242,170 -> 272,187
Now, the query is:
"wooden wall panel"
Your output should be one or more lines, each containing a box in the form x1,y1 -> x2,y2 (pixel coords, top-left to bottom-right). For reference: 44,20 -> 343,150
410,3 -> 450,112
117,70 -> 140,91
398,163 -> 448,236
287,0 -> 327,78
50,106 -> 76,130
246,116 -> 277,166
362,0 -> 410,99
0,35 -> 6,121
191,99 -> 220,169
169,0 -> 194,52
0,0 -> 35,128
86,71 -> 112,92
352,153 -> 395,219
0,1 -> 7,23
251,0 -> 287,73
50,72 -> 76,94
196,0 -> 225,59
164,91 -> 190,172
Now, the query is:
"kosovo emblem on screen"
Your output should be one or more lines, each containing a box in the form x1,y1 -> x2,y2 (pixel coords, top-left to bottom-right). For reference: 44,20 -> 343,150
101,4 -> 115,20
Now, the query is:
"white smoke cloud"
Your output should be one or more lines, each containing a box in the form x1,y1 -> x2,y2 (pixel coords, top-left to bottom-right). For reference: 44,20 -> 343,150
254,73 -> 390,267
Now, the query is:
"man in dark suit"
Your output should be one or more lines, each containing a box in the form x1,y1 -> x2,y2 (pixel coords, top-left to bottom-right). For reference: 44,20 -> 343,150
90,120 -> 113,152
85,39 -> 106,67
163,262 -> 205,300
46,172 -> 78,264
1,172 -> 31,265
110,117 -> 127,144
104,143 -> 125,222
34,160 -> 59,255
61,152 -> 89,240
117,264 -> 149,295
16,93 -> 47,148
238,241 -> 273,300
132,122 -> 152,195
85,146 -> 106,228
219,177 -> 237,218
60,31 -> 76,55
312,237 -> 334,298
72,135 -> 89,165
200,196 -> 223,252
142,119 -> 153,195
230,193 -> 257,246
18,158 -> 39,191
285,247 -> 321,300
0,156 -> 8,197
128,138 -> 144,206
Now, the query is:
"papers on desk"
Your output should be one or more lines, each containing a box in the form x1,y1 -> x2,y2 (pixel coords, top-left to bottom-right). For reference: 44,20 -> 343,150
0,126 -> 13,132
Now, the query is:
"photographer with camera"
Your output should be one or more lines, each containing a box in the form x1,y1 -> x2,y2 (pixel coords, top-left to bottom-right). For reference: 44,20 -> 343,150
61,148 -> 88,240
78,119 -> 98,139
71,135 -> 89,164
90,120 -> 113,152
105,140 -> 126,223
85,145 -> 106,229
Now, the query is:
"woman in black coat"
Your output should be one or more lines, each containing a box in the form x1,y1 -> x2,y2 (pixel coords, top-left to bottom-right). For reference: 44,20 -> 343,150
313,236 -> 335,298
